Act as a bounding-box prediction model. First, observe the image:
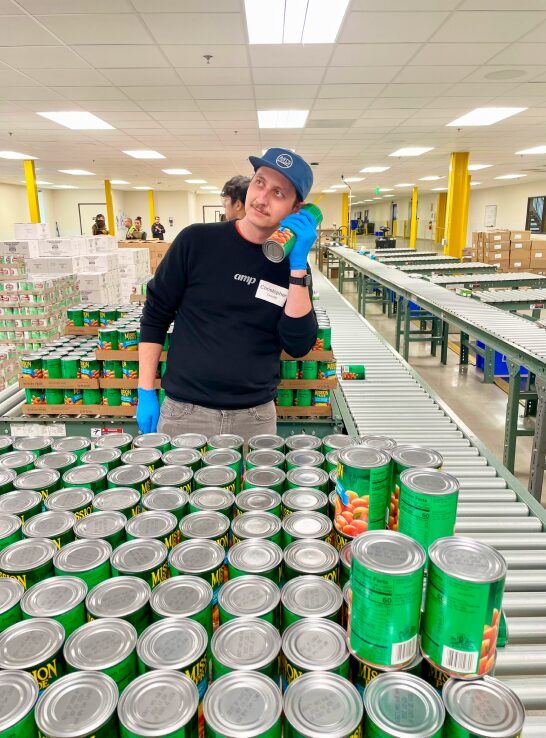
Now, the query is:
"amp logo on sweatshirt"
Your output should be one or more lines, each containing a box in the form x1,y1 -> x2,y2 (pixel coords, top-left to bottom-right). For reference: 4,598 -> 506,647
234,273 -> 257,285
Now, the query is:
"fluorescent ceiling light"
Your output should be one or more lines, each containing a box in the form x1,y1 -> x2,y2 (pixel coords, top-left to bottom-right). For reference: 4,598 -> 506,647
133,186 -> 152,190
364,199 -> 374,202
59,169 -> 94,176
37,111 -> 114,130
52,185 -> 77,189
470,181 -> 481,186
373,197 -> 382,200
468,164 -> 492,171
200,186 -> 217,190
20,180 -> 51,185
390,146 -> 433,157
162,168 -> 191,175
495,174 -> 526,180
447,107 -> 526,127
186,179 -> 207,184
395,183 -> 415,187
419,175 -> 443,181
258,110 -> 308,128
0,151 -> 36,160
123,150 -> 165,159
322,189 -> 336,193
516,145 -> 546,155
110,180 -> 129,185
360,166 -> 389,173
343,177 -> 364,183
210,189 -> 222,194
331,184 -> 346,189
432,187 -> 448,191
379,188 -> 393,192
245,0 -> 350,44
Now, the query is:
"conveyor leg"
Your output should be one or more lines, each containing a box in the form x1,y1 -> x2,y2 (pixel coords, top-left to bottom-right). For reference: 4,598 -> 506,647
403,300 -> 411,361
393,291 -> 398,315
529,377 -> 546,501
396,297 -> 403,353
362,275 -> 368,317
387,289 -> 393,319
431,318 -> 437,357
381,288 -> 387,315
441,321 -> 449,365
532,308 -> 541,320
460,331 -> 469,365
338,260 -> 344,292
484,346 -> 495,384
504,359 -> 521,473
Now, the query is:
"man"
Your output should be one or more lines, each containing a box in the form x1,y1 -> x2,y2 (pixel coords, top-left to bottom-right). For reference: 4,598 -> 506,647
151,216 -> 166,240
137,147 -> 318,441
124,217 -> 136,239
92,213 -> 108,236
221,175 -> 250,220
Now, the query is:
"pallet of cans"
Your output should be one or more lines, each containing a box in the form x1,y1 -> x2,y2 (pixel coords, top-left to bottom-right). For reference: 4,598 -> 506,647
0,428 -> 522,738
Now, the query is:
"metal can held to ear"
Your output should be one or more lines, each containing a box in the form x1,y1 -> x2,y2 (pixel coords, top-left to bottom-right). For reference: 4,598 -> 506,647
262,203 -> 323,262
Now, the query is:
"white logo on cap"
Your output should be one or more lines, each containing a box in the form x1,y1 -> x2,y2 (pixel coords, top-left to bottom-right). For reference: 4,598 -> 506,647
276,154 -> 293,169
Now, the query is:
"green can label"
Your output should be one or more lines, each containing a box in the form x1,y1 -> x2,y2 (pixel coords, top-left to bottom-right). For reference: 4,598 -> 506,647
32,656 -> 63,691
351,655 -> 422,698
336,462 -> 390,534
318,361 -> 336,379
341,365 -> 365,380
421,657 -> 450,693
2,703 -> 36,737
0,560 -> 54,591
281,652 -> 349,691
398,484 -> 458,558
0,600 -> 22,631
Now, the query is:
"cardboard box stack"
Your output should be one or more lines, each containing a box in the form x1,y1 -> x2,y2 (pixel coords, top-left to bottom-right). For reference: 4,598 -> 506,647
471,230 -> 533,272
117,240 -> 170,274
0,343 -> 18,390
508,230 -> 532,270
117,248 -> 151,301
530,235 -> 546,273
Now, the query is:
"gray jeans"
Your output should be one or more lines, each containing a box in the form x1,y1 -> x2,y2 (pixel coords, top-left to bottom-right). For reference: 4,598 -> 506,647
157,396 -> 277,444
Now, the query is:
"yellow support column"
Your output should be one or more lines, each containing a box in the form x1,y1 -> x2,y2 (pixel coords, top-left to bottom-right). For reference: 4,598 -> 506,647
435,191 -> 447,245
341,192 -> 349,245
392,219 -> 397,237
148,190 -> 155,228
409,187 -> 418,249
104,180 -> 115,237
24,160 -> 40,224
445,152 -> 469,258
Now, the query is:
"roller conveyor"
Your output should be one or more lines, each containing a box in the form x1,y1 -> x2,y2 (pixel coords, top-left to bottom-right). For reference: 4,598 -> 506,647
427,272 -> 546,290
372,254 -> 459,265
472,288 -> 546,305
523,717 -> 546,737
499,677 -> 546,708
399,261 -> 498,274
505,619 -> 546,645
503,592 -> 546,616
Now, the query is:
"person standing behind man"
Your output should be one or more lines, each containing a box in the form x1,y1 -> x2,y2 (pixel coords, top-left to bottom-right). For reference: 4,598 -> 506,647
151,216 -> 166,240
125,217 -> 136,239
221,175 -> 250,220
92,214 -> 109,236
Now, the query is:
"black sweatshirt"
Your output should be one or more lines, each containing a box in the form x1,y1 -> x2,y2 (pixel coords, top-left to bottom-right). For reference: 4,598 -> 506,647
140,220 -> 318,410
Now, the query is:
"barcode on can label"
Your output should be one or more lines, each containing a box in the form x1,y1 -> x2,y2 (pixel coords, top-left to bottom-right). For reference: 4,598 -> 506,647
391,635 -> 417,665
441,646 -> 478,674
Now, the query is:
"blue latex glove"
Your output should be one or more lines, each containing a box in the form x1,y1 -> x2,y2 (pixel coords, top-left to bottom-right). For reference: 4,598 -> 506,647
136,388 -> 160,434
280,209 -> 318,271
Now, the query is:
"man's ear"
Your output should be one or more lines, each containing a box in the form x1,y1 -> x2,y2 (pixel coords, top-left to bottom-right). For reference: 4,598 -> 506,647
292,200 -> 303,214
235,200 -> 244,213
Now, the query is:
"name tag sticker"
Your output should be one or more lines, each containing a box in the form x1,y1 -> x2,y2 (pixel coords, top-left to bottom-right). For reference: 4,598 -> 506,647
255,279 -> 288,307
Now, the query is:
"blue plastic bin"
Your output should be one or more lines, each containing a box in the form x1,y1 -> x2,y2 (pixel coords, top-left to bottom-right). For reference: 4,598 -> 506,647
476,340 -> 529,377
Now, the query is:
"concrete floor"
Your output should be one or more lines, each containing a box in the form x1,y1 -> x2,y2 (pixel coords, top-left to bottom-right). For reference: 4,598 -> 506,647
323,235 -> 546,503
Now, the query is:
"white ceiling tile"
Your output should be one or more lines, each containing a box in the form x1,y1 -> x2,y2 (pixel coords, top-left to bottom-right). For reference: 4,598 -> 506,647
0,0 -> 23,12
141,13 -> 246,44
196,99 -> 257,111
25,68 -> 110,86
324,67 -> 400,84
464,66 -> 546,83
0,46 -> 88,69
318,84 -> 386,98
52,86 -> 128,100
431,12 -> 541,43
77,100 -> 144,112
254,84 -> 319,99
313,98 -> 370,111
520,19 -> 546,42
38,14 -> 153,44
338,12 -> 450,43
330,43 -> 420,67
410,43 -> 508,66
150,111 -> 207,121
121,86 -> 190,100
371,97 -> 432,109
0,69 -> 36,86
132,0 -> 239,9
446,82 -> 519,96
20,0 -> 133,11
177,67 -> 251,85
394,66 -> 476,84
252,68 -> 325,85
162,45 -> 248,68
354,0 -> 458,6
188,85 -> 253,100
249,44 -> 334,68
425,96 -> 499,108
0,16 -> 59,45
139,100 -> 199,112
382,82 -> 451,97
461,0 -> 546,7
100,69 -> 181,86
0,86 -> 63,100
74,46 -> 168,68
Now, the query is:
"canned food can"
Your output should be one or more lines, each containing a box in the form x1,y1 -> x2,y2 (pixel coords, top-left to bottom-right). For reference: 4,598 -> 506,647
0,467 -> 15,496
122,448 -> 162,474
151,464 -> 193,494
243,466 -> 286,495
119,328 -> 139,351
111,539 -> 169,590
281,618 -> 349,689
74,510 -> 127,550
54,538 -> 112,590
0,669 -> 38,736
301,360 -> 319,379
420,658 -> 450,693
231,511 -> 282,547
248,434 -> 285,452
80,356 -> 101,380
81,447 -> 122,471
171,434 -> 208,456
286,466 -> 329,494
315,325 -> 331,351
336,446 -> 391,536
325,451 -> 338,473
341,364 -> 365,380
126,510 -> 180,550
0,489 -> 42,524
99,307 -> 118,327
35,451 -> 78,475
95,432 -> 133,455
283,539 -> 339,583
137,618 -> 209,700
203,449 -> 242,493
245,449 -> 285,471
0,537 -> 57,589
93,487 -> 141,519
142,487 -> 189,522
281,575 -> 343,631
276,389 -> 294,407
42,356 -> 62,380
284,435 -> 323,452
102,388 -> 122,407
34,671 -> 119,737
339,541 -> 352,588
1,452 -> 37,478
24,387 -> 45,405
133,433 -> 171,455
0,577 -> 24,631
63,464 -> 108,494
281,360 -> 299,379
285,449 -> 325,471
0,437 -> 13,456
13,468 -> 60,504
442,676 -> 525,738
364,673 -> 445,738
60,355 -> 79,380
150,576 -> 213,638
0,617 -> 65,691
45,487 -> 94,520
203,671 -> 282,738
282,488 -> 328,518
295,389 -> 312,407
162,447 -> 201,473
227,539 -> 283,583
102,359 -> 123,380
67,306 -> 84,327
83,307 -> 100,327
284,671 -> 363,738
282,510 -> 333,548
22,354 -> 42,379
234,488 -> 282,518
21,575 -> 87,637
390,445 -> 443,531
351,648 -> 423,698
322,434 -> 355,455
64,617 -> 137,691
313,389 -> 330,406
12,437 -> 51,457
218,575 -> 280,626
118,670 -> 199,738
98,326 -> 118,350
86,576 -> 151,635
189,487 -> 235,519
51,436 -> 91,459
0,513 -> 21,550
108,464 -> 151,496
180,511 -> 230,550
22,510 -> 75,550
421,537 -> 507,679
169,539 -> 224,612
193,465 -> 235,494
211,617 -> 281,681
207,434 -> 244,456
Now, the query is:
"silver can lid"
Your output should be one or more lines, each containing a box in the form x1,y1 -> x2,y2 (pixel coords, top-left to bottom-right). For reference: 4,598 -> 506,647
13,437 -> 51,453
286,450 -> 325,468
45,487 -> 94,513
358,434 -> 397,452
21,575 -> 87,618
203,448 -> 241,467
86,575 -> 151,618
150,575 -> 213,618
54,538 -> 112,573
284,539 -> 339,575
190,487 -> 235,512
283,511 -> 332,541
35,451 -> 78,470
0,670 -> 38,732
151,464 -> 193,487
218,575 -> 280,619
0,468 -> 16,488
0,537 -> 57,573
325,450 -> 339,467
429,536 -> 507,584
329,470 -> 337,485
0,513 -> 21,540
283,488 -> 328,513
81,448 -> 122,466
0,617 -> 64,669
338,445 -> 390,470
235,488 -> 282,514
108,464 -> 150,487
285,435 -> 323,451
244,466 -> 286,489
143,487 -> 189,513
248,434 -> 285,451
22,510 -> 75,539
282,576 -> 343,619
443,676 -> 525,738
137,617 -> 208,670
126,510 -> 177,539
212,617 -> 281,670
282,618 -> 348,671
64,617 -> 137,670
111,539 -> 168,574
63,464 -> 107,485
35,671 -> 118,738
352,531 -> 426,576
171,433 -> 207,450
340,542 -> 352,572
391,444 -> 443,470
180,510 -> 230,540
118,670 -> 199,736
133,433 -> 171,449
121,448 -> 162,467
0,489 -> 41,516
284,671 -> 363,738
0,578 -> 24,614
286,466 -> 329,489
203,671 -> 282,737
231,512 -> 282,541
208,434 -> 243,450
162,447 -> 201,467
13,468 -> 60,491
74,510 -> 127,540
193,465 -> 235,487
399,468 -> 459,496
169,538 -> 225,574
246,449 -> 285,469
0,451 -> 36,471
227,539 -> 283,574
322,434 -> 355,451
52,436 -> 91,453
95,432 -> 133,449
93,486 -> 140,512
364,672 -> 445,738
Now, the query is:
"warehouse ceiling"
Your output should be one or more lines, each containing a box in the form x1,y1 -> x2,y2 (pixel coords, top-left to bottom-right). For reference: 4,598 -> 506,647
1,0 -> 546,197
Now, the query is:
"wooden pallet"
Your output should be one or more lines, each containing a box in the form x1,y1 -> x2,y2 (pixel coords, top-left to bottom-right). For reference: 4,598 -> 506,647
20,378 -> 100,389
275,405 -> 332,417
94,349 -> 334,362
22,404 -> 136,416
64,326 -> 99,336
279,379 -> 337,389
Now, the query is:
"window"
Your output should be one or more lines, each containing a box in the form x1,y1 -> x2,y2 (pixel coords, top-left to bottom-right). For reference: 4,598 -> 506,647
526,196 -> 546,233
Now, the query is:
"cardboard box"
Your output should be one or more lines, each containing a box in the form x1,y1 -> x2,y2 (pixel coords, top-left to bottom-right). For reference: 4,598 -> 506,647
509,255 -> 531,268
472,231 -> 483,246
13,223 -> 49,240
81,254 -> 119,271
531,240 -> 546,251
510,241 -> 532,252
483,230 -> 510,243
530,250 -> 546,268
510,230 -> 531,241
490,258 -> 510,269
486,242 -> 511,253
37,239 -> 84,257
0,240 -> 40,258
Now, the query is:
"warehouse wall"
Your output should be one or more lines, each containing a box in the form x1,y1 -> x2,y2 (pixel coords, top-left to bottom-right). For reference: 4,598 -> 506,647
466,179 -> 546,236
0,183 -> 30,239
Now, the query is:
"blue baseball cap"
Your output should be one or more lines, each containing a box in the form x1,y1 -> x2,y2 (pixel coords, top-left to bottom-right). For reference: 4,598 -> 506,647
249,148 -> 313,201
